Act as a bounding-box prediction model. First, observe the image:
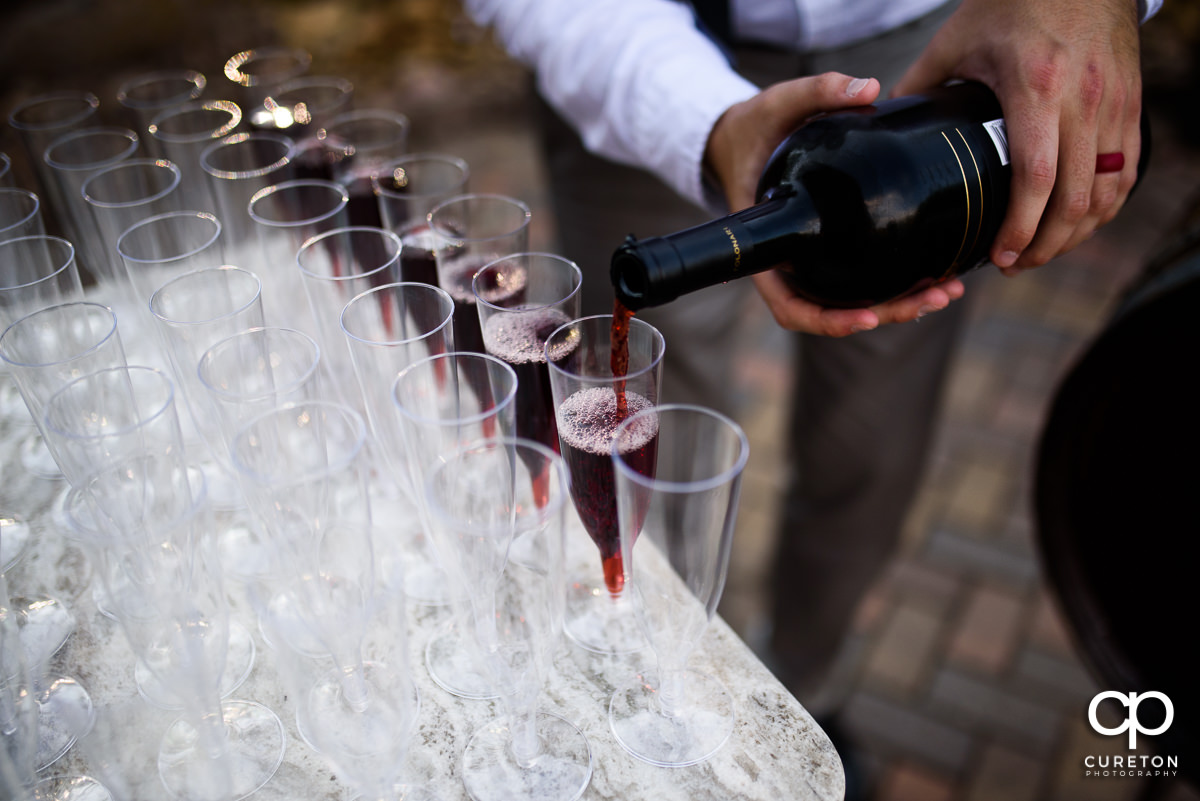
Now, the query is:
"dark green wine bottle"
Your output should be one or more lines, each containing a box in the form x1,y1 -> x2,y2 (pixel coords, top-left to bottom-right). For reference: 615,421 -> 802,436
611,81 -> 1148,309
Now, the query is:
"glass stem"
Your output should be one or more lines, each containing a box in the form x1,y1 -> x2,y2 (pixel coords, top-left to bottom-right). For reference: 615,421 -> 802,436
657,665 -> 687,720
335,649 -> 370,713
196,701 -> 231,761
509,705 -> 541,767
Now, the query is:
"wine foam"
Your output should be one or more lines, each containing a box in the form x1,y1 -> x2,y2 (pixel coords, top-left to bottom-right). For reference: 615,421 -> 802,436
557,387 -> 656,456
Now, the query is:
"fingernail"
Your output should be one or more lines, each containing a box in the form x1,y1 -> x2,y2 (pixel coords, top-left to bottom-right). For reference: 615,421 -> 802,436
916,304 -> 938,319
846,78 -> 869,97
994,250 -> 1019,268
850,322 -> 876,333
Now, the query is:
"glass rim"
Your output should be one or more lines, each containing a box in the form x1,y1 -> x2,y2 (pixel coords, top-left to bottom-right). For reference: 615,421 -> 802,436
197,325 -> 321,403
0,188 -> 41,235
611,403 -> 750,493
340,281 -> 454,347
427,192 -> 531,244
370,152 -> 470,200
149,100 -> 242,143
81,158 -> 182,209
7,90 -> 100,132
200,131 -> 294,180
324,108 -> 411,144
249,179 -> 349,228
116,69 -> 207,110
0,235 -> 75,292
295,225 -> 400,280
42,365 -> 176,443
0,152 -> 12,180
0,301 -> 119,370
392,351 -> 518,428
229,399 -> 368,487
544,313 -> 666,384
267,75 -> 354,108
149,265 -> 263,326
42,126 -> 140,172
224,46 -> 312,88
116,210 -> 222,265
424,435 -> 570,529
473,251 -> 583,314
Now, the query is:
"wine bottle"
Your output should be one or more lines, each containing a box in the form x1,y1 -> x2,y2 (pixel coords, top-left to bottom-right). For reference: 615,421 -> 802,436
611,81 -> 1148,310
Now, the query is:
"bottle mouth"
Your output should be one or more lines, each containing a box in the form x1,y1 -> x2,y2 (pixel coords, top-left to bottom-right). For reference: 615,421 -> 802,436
610,236 -> 651,310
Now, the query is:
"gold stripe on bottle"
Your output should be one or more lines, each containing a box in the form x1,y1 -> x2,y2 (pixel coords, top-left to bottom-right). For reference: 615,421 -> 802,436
955,128 -> 985,266
940,131 -> 972,276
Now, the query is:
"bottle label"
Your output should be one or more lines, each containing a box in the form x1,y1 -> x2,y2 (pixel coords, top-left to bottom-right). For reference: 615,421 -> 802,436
983,119 -> 1010,165
722,225 -> 743,274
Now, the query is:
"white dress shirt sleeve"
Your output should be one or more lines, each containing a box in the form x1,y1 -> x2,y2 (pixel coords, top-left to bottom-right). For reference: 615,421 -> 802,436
464,0 -> 759,208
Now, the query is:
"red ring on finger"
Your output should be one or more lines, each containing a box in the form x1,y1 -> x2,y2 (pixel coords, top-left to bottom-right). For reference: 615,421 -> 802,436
1095,152 -> 1125,174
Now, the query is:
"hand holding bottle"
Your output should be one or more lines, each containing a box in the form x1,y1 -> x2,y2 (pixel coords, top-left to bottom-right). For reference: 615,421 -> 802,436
702,72 -> 965,336
892,0 -> 1143,274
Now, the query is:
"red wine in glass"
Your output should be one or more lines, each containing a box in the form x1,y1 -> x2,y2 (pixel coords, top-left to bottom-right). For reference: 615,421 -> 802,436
399,225 -> 441,287
483,303 -> 573,506
343,173 -> 385,229
440,252 -> 498,356
557,386 -> 657,595
482,306 -> 573,451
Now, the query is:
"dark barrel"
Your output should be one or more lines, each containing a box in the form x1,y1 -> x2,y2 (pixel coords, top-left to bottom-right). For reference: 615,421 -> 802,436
1035,191 -> 1200,775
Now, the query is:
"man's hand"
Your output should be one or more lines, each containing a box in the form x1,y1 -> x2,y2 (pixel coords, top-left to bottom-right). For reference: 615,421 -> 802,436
893,0 -> 1143,274
704,71 -> 965,336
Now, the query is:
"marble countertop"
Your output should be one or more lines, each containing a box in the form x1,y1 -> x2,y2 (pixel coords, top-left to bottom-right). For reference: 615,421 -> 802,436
2,408 -> 844,801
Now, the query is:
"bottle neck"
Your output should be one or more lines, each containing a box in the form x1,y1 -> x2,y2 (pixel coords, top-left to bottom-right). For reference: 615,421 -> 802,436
610,186 -> 816,310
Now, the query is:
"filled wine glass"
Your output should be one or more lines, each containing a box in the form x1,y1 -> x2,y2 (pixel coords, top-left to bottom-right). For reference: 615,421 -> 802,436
473,252 -> 582,492
545,314 -> 664,654
320,108 -> 411,230
428,193 -> 530,357
248,75 -> 354,142
607,404 -> 749,767
372,153 -> 469,286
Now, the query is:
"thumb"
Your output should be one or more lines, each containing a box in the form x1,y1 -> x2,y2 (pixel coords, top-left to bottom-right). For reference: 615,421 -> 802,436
757,72 -> 882,137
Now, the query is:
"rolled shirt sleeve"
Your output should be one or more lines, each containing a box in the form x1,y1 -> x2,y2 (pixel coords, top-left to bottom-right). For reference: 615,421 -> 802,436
465,0 -> 759,208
